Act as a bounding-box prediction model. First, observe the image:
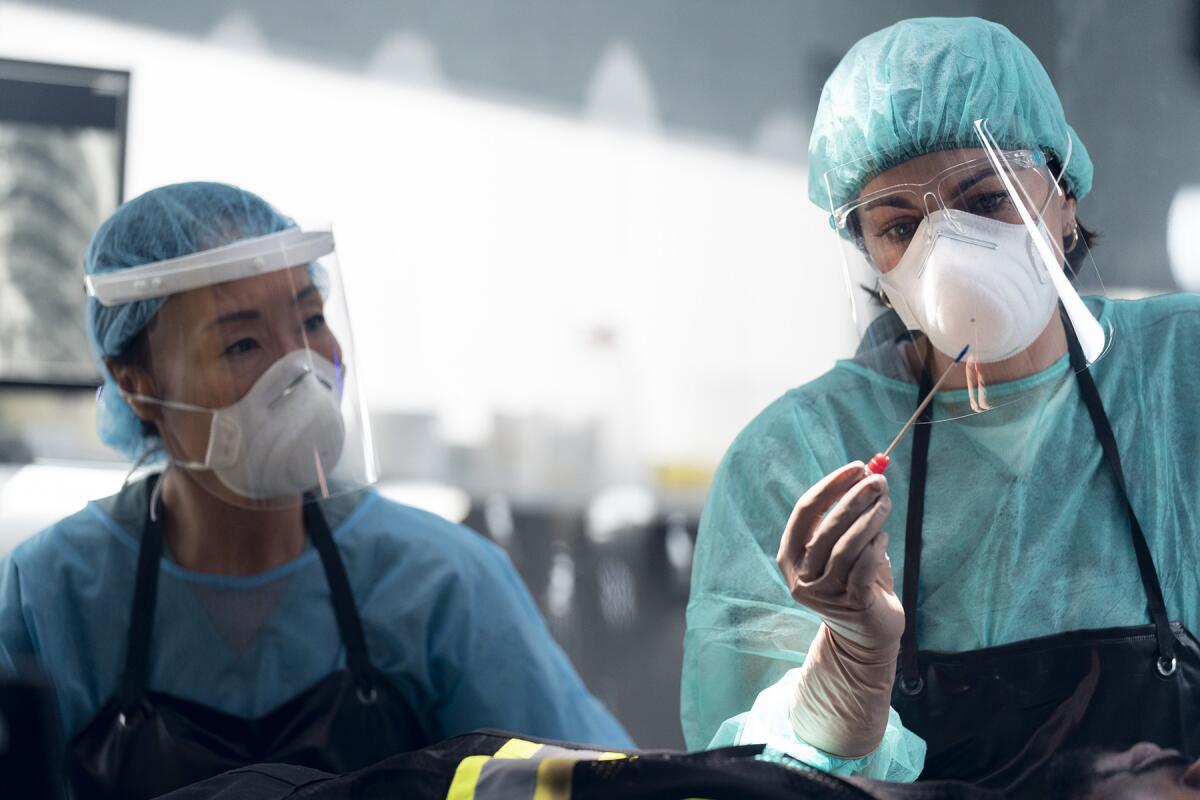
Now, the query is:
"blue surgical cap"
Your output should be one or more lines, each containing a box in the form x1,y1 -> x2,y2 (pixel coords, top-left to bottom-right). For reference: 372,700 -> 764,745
86,182 -> 295,461
807,17 -> 1092,212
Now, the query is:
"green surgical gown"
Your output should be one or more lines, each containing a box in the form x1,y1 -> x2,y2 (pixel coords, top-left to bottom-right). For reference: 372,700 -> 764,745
683,294 -> 1200,780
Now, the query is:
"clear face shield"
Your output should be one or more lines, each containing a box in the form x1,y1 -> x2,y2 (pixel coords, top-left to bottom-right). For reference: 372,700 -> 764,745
86,228 -> 378,510
824,119 -> 1110,424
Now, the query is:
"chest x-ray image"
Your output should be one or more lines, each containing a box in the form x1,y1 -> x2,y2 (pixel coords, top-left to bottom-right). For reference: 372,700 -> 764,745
0,58 -> 127,385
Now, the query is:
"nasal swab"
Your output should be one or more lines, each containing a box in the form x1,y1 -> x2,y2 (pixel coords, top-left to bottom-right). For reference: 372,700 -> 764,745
866,344 -> 969,475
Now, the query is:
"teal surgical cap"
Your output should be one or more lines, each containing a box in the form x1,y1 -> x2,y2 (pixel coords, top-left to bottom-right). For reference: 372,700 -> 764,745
807,16 -> 1093,212
85,182 -> 294,461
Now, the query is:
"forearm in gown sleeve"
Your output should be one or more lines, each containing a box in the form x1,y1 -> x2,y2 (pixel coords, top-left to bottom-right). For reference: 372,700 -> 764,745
775,465 -> 905,760
686,437 -> 924,780
789,622 -> 899,758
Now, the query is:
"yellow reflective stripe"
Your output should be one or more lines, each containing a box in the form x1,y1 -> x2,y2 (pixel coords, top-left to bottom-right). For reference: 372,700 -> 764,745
446,755 -> 490,800
494,738 -> 544,760
532,758 -> 574,800
595,752 -> 627,761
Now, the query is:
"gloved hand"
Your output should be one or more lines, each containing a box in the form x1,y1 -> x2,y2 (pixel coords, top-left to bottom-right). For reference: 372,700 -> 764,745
775,461 -> 904,758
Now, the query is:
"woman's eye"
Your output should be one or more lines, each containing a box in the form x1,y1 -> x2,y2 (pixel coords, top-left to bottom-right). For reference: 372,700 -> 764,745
223,338 -> 259,357
881,220 -> 917,241
969,192 -> 1010,215
303,314 -> 327,333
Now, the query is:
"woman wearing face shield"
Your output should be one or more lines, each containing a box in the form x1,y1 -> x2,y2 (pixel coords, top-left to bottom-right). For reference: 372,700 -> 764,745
0,182 -> 631,799
682,17 -> 1200,796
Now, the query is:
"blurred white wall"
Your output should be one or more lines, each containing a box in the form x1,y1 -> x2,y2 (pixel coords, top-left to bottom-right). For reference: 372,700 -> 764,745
0,3 -> 854,480
0,462 -> 125,552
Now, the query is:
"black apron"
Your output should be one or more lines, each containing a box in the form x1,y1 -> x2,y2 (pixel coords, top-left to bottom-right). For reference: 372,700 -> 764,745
68,478 -> 429,799
890,324 -> 1200,796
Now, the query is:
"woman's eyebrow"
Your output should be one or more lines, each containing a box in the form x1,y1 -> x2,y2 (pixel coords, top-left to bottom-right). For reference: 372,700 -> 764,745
861,194 -> 921,212
207,309 -> 260,329
949,169 -> 996,198
203,280 -> 321,330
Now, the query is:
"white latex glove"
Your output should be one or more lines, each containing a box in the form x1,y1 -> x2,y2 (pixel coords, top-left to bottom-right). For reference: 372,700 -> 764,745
775,461 -> 905,758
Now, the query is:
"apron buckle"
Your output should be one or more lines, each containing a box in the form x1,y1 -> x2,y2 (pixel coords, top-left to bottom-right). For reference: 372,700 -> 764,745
1157,655 -> 1178,678
898,675 -> 925,696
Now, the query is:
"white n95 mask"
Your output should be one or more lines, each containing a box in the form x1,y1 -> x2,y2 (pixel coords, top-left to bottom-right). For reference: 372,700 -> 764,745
878,210 -> 1061,364
127,349 -> 346,499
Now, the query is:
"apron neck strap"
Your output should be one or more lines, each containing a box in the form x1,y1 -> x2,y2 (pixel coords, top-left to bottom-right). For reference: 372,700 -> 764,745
117,479 -> 378,713
1064,321 -> 1176,671
303,496 -> 377,692
118,473 -> 166,713
898,314 -> 1177,689
898,358 -> 935,690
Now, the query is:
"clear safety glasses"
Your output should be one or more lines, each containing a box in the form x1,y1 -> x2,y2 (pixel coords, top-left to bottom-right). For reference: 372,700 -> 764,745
831,150 -> 1053,273
821,119 -> 1111,425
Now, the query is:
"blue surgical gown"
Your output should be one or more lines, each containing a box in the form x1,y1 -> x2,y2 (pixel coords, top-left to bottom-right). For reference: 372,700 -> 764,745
683,294 -> 1200,780
0,478 -> 632,749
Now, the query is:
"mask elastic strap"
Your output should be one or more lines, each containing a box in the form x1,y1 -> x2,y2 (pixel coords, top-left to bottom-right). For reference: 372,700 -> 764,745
166,454 -> 211,472
121,391 -> 216,475
1051,134 -> 1073,188
123,391 -> 211,416
148,470 -> 166,524
122,444 -> 164,487
144,457 -> 218,524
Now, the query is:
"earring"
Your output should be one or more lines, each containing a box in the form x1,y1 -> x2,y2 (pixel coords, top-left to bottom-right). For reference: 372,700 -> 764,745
1065,224 -> 1080,254
876,285 -> 893,309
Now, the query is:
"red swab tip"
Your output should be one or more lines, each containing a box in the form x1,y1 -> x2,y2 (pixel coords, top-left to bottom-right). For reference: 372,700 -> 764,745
867,453 -> 890,474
